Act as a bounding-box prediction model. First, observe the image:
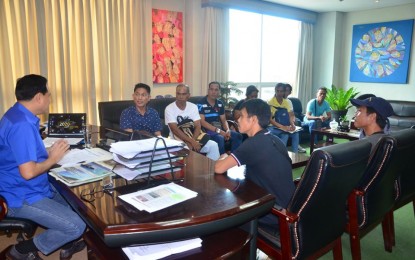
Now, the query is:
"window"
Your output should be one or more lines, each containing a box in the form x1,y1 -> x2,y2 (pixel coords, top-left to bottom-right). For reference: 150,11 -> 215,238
229,9 -> 301,101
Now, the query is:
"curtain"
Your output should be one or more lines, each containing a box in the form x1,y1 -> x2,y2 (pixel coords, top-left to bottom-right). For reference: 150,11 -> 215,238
201,6 -> 229,93
0,0 -> 152,124
296,22 -> 313,111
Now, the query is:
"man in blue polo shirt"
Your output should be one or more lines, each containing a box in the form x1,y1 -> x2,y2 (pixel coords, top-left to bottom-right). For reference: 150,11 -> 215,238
0,74 -> 86,259
120,83 -> 163,136
198,81 -> 242,156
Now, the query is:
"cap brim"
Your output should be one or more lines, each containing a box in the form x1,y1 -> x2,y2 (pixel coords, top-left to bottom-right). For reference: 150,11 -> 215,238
350,98 -> 367,107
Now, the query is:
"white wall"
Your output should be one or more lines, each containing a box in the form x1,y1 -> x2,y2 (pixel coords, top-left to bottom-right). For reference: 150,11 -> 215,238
315,3 -> 415,101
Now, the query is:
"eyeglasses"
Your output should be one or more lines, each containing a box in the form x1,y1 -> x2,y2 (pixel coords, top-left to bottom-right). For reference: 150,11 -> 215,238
80,186 -> 104,203
80,186 -> 113,208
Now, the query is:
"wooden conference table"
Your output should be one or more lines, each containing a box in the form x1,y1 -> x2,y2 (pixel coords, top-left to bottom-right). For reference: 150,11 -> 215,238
51,136 -> 275,259
310,127 -> 360,153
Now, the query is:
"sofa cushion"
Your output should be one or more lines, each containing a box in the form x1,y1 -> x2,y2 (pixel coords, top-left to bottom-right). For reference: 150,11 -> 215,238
388,101 -> 415,130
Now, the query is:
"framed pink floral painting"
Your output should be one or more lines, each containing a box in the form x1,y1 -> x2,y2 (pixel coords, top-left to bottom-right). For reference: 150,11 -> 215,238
152,9 -> 183,84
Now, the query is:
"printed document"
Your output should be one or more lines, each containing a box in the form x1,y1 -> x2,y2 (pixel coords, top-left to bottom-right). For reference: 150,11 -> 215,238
118,182 -> 197,213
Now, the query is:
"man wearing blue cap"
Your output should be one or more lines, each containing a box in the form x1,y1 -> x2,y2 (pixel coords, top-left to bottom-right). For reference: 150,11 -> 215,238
350,97 -> 394,147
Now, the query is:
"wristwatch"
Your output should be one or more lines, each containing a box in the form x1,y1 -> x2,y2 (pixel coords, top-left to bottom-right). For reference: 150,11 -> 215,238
216,128 -> 221,134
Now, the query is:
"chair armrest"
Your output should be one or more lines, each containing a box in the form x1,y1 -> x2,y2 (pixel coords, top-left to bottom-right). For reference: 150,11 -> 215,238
0,195 -> 8,220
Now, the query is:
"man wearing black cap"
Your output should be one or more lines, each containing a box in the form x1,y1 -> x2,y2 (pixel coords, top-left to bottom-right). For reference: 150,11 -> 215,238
350,96 -> 394,147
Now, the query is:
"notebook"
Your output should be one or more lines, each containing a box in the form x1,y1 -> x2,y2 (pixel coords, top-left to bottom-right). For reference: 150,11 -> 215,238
45,113 -> 86,145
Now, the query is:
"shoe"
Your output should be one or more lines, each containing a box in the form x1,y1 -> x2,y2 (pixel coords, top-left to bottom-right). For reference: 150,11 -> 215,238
59,240 -> 86,260
298,145 -> 306,153
6,245 -> 43,260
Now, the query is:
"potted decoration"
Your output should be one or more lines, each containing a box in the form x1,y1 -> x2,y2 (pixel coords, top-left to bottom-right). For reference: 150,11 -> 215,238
219,81 -> 243,108
338,115 -> 350,132
325,85 -> 359,123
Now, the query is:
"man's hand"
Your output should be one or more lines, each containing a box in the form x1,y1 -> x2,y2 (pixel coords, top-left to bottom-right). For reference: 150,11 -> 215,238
222,129 -> 231,141
187,139 -> 201,152
48,139 -> 70,163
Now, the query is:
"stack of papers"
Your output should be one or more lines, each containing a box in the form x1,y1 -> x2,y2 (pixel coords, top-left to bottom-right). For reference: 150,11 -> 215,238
109,138 -> 185,180
109,137 -> 184,159
122,238 -> 202,260
118,182 -> 198,213
112,162 -> 182,181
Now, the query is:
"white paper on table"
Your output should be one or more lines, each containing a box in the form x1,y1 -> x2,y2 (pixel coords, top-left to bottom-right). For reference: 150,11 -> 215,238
122,237 -> 202,260
57,148 -> 113,166
43,137 -> 84,147
119,183 -> 198,213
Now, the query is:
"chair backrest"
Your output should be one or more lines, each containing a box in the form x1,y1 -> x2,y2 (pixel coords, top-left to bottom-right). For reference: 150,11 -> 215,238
287,139 -> 371,259
288,97 -> 304,121
354,135 -> 397,228
390,128 -> 415,208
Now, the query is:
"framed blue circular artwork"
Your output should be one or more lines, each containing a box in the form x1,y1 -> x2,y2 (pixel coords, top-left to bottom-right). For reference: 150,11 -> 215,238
350,19 -> 413,83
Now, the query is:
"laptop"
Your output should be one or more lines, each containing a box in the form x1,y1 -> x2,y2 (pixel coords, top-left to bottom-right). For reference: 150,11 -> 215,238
45,113 -> 86,145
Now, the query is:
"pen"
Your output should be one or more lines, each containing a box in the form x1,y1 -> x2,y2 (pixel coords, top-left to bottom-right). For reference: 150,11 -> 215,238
81,164 -> 95,170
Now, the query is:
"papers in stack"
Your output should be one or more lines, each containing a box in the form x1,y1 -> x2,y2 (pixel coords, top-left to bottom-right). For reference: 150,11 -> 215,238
109,137 -> 184,159
118,182 -> 198,213
49,160 -> 115,187
112,162 -> 182,181
122,237 -> 202,260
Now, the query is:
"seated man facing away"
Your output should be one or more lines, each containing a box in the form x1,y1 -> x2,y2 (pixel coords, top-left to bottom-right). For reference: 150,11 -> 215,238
268,83 -> 305,153
198,81 -> 243,155
120,83 -> 163,136
303,87 -> 332,144
215,99 -> 295,233
165,84 -> 220,160
0,74 -> 86,259
350,96 -> 394,150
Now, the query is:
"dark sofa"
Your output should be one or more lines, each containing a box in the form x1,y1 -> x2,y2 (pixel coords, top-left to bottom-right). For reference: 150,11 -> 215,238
388,101 -> 415,131
98,96 -> 204,137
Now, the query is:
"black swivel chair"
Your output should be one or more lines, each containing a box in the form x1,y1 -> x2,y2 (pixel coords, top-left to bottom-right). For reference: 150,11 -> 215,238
346,136 -> 397,260
388,127 -> 415,248
257,139 -> 371,260
0,195 -> 37,256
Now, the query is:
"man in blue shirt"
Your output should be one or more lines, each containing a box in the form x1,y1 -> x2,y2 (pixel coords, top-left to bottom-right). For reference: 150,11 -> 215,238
303,87 -> 332,144
120,83 -> 163,136
0,74 -> 86,259
198,81 -> 242,155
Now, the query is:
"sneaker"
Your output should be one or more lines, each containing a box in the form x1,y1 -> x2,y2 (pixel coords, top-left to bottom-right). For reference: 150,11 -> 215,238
6,245 -> 43,260
59,240 -> 86,260
298,145 -> 307,153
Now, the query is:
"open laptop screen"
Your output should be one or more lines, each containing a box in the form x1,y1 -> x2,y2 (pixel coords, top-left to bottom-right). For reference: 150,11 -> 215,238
47,113 -> 86,138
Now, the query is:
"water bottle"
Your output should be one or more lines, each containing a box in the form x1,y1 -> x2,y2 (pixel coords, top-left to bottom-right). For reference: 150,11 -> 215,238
329,119 -> 338,130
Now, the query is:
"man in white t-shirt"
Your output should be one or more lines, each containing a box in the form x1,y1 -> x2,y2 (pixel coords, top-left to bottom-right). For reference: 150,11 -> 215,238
165,84 -> 220,160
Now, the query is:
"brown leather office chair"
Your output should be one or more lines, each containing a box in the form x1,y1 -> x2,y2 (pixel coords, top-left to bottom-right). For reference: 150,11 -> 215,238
346,135 -> 397,260
388,127 -> 415,248
257,139 -> 371,260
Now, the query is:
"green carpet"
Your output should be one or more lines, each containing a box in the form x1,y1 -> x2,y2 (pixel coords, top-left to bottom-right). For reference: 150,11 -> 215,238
291,139 -> 415,259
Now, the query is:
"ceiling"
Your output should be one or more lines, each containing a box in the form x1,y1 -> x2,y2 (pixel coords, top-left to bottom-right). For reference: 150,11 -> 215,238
264,0 -> 415,13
